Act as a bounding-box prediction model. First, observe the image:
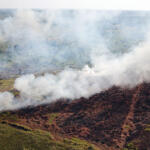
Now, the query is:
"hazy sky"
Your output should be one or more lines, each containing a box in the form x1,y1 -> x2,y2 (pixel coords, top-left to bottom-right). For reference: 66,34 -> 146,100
0,0 -> 149,10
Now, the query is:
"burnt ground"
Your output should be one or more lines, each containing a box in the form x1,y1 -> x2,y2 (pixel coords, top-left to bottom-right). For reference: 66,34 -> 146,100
2,83 -> 150,150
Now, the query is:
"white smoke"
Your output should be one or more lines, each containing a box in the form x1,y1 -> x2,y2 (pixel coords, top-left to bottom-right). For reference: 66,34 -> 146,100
13,39 -> 150,100
0,10 -> 150,111
0,92 -> 14,110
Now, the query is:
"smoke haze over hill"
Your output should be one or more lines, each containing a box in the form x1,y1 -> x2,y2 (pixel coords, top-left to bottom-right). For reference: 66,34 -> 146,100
0,10 -> 150,111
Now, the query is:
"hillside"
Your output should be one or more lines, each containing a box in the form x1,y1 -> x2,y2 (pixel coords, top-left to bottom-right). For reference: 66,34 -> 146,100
0,79 -> 150,149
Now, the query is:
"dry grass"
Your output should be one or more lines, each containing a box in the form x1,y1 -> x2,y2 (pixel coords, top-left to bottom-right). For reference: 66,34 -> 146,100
0,78 -> 15,92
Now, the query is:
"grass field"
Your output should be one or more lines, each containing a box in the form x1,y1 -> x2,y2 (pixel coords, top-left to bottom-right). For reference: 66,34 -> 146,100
0,123 -> 99,150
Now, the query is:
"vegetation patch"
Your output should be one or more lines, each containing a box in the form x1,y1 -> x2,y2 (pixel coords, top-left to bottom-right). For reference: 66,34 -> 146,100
0,78 -> 15,92
0,123 -> 99,150
144,124 -> 150,132
123,142 -> 138,150
63,138 -> 99,150
49,113 -> 59,125
1,121 -> 31,131
144,127 -> 150,132
0,78 -> 20,97
0,111 -> 18,122
124,125 -> 130,129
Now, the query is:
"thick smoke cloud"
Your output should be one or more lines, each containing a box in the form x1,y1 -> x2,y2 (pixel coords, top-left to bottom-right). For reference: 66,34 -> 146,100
0,10 -> 120,76
0,10 -> 150,111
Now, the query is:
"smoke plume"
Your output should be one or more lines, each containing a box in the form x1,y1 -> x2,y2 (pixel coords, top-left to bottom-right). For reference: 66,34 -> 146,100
0,10 -> 150,111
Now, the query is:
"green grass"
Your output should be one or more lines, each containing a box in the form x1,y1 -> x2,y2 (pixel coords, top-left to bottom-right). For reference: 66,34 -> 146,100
63,138 -> 99,150
123,142 -> 138,150
49,113 -> 59,125
0,123 -> 99,150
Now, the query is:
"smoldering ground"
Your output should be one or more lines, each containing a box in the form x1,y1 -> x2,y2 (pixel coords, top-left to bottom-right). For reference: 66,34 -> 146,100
0,10 -> 150,111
